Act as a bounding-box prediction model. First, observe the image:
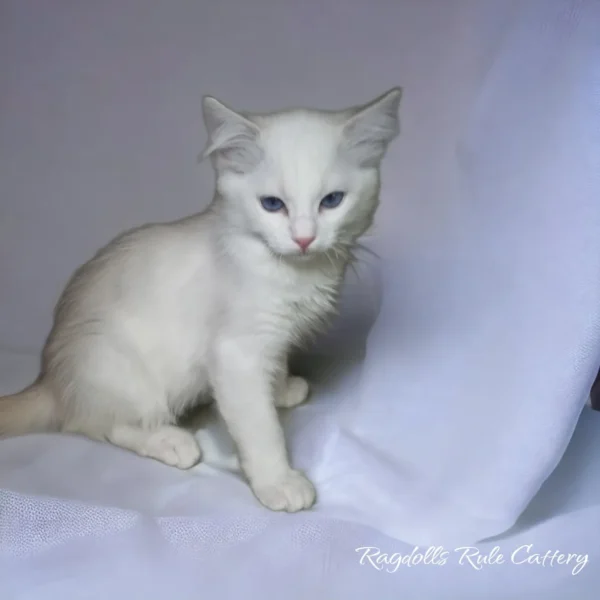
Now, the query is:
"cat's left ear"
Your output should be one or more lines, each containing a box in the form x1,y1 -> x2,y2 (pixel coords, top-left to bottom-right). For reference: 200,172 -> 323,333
201,96 -> 263,173
341,87 -> 402,168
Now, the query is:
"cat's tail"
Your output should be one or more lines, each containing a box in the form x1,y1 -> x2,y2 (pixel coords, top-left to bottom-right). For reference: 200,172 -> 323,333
0,383 -> 60,437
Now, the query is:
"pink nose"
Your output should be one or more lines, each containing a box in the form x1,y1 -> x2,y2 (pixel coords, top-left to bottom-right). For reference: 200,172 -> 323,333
293,236 -> 316,252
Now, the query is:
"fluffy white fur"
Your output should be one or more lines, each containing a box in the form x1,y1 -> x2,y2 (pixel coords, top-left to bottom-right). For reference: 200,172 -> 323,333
0,88 -> 401,512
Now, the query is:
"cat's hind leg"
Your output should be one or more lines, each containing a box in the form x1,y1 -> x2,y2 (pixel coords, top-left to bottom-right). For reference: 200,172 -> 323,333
107,424 -> 202,469
64,395 -> 203,469
57,340 -> 202,469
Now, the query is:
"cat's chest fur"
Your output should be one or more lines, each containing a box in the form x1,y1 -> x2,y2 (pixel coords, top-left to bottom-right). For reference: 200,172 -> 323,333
222,245 -> 344,346
261,278 -> 340,342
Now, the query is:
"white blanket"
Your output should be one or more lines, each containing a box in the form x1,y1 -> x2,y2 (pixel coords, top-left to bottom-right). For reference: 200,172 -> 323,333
1,0 -> 600,597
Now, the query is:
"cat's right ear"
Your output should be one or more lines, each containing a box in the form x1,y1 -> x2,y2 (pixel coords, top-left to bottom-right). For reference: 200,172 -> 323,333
340,87 -> 402,168
200,96 -> 263,173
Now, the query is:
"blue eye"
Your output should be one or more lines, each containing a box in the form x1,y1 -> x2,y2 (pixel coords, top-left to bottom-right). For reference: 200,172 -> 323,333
320,191 -> 345,209
260,196 -> 285,212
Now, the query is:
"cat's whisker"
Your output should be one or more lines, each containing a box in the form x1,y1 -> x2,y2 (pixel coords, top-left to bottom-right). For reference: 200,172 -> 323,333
324,250 -> 337,272
348,260 -> 360,281
354,242 -> 381,260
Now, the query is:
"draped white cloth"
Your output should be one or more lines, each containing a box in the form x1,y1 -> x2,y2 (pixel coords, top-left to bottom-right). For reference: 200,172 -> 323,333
1,0 -> 599,597
318,0 -> 600,547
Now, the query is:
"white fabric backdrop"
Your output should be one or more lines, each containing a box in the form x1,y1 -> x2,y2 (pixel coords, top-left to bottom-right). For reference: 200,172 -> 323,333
317,0 -> 600,546
1,0 -> 600,598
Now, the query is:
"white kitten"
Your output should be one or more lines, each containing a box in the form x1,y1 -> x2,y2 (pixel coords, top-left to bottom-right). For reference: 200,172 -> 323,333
0,88 -> 401,512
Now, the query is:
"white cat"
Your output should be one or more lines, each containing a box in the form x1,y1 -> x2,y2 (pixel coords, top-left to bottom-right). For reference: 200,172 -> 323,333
0,88 -> 401,512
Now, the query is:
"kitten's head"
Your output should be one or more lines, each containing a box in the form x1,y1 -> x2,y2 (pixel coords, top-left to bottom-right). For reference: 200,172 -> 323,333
201,88 -> 401,260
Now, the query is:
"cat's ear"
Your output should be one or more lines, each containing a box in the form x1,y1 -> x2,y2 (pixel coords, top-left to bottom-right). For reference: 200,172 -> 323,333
201,96 -> 263,173
340,87 -> 402,168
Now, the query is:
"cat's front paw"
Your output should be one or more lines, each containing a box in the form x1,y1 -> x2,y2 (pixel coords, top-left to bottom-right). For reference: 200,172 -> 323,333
252,469 -> 316,512
275,376 -> 310,408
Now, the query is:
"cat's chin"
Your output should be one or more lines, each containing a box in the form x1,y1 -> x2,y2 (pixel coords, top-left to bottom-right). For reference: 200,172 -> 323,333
289,252 -> 316,262
270,246 -> 324,264
279,251 -> 316,262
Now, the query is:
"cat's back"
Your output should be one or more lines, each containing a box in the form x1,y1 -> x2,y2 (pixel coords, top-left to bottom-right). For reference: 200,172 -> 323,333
52,214 -> 215,326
